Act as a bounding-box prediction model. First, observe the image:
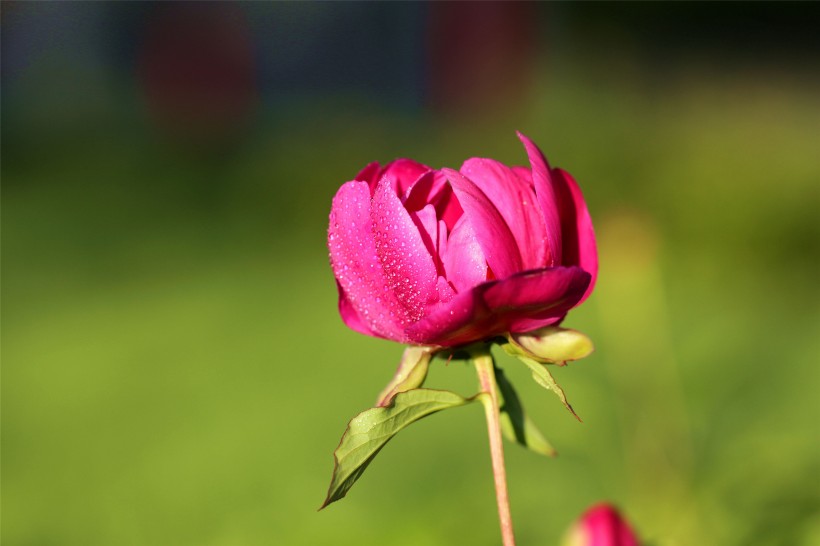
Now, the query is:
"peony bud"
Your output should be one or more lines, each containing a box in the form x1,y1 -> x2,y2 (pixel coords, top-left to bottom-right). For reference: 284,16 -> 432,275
562,503 -> 640,546
328,132 -> 597,348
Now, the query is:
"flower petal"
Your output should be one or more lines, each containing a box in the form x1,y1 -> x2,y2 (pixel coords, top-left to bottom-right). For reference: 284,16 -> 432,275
380,158 -> 431,196
569,503 -> 640,546
443,167 -> 522,279
328,181 -> 406,340
437,182 -> 464,231
486,267 -> 589,333
517,131 -> 562,265
372,177 -> 440,323
552,168 -> 598,303
335,281 -> 376,337
404,171 -> 442,211
461,157 -> 548,270
410,203 -> 443,274
442,214 -> 488,293
355,161 -> 381,188
406,266 -> 590,346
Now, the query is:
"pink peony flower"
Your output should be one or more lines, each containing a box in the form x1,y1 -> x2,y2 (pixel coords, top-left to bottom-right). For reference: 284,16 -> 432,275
563,503 -> 640,546
327,132 -> 597,347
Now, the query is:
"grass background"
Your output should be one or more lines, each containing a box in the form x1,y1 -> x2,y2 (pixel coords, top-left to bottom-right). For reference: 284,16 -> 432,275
3,4 -> 819,545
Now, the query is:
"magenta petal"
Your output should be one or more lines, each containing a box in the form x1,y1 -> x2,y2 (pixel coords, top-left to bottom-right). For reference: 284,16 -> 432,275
404,287 -> 488,346
517,131 -> 562,266
372,177 -> 439,322
379,158 -> 431,196
336,281 -> 376,337
442,215 -> 488,293
575,504 -> 639,546
443,167 -> 522,279
461,157 -> 548,270
552,168 -> 598,303
328,181 -> 407,341
404,171 -> 441,210
437,181 -> 464,231
485,267 -> 590,333
355,161 -> 381,189
410,204 -> 443,274
511,166 -> 532,185
406,266 -> 590,346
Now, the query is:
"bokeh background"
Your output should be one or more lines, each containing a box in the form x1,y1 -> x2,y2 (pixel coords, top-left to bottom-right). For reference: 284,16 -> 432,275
3,3 -> 819,545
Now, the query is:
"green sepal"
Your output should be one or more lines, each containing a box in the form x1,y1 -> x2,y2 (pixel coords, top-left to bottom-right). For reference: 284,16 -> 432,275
494,365 -> 557,457
516,355 -> 582,422
375,346 -> 433,407
320,388 -> 476,509
504,326 -> 594,365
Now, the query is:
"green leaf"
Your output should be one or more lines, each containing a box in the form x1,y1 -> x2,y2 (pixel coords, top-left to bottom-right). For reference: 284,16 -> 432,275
375,346 -> 433,407
320,388 -> 475,509
517,356 -> 582,422
494,366 -> 557,457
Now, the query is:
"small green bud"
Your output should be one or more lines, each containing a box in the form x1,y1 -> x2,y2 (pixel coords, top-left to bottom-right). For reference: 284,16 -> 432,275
507,326 -> 594,365
375,346 -> 434,407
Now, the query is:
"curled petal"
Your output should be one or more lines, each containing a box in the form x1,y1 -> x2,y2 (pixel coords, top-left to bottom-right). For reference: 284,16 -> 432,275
405,170 -> 463,231
379,158 -> 431,196
328,181 -> 406,340
442,214 -> 488,293
335,281 -> 376,337
517,131 -> 562,266
406,266 -> 590,347
404,171 -> 443,211
552,167 -> 598,303
443,167 -> 522,279
372,178 -> 440,323
461,157 -> 548,270
354,161 -> 381,187
410,203 -> 444,275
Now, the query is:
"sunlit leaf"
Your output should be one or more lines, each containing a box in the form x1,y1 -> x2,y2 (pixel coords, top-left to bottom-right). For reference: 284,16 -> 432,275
517,356 -> 582,422
321,388 -> 476,509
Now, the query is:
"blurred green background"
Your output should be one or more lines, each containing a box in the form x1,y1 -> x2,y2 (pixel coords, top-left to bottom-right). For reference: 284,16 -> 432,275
3,3 -> 819,545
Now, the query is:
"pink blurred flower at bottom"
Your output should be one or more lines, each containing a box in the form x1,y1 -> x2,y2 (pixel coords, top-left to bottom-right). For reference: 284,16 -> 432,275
562,503 -> 640,546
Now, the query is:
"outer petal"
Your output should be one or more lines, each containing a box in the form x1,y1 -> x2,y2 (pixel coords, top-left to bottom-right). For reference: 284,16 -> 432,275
336,280 -> 377,337
461,157 -> 548,270
328,181 -> 406,341
517,131 -> 562,266
372,177 -> 440,323
443,167 -> 522,279
406,266 -> 590,346
552,168 -> 598,303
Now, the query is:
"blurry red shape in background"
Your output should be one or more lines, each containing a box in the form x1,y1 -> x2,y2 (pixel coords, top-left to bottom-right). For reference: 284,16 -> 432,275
427,1 -> 538,117
137,2 -> 257,150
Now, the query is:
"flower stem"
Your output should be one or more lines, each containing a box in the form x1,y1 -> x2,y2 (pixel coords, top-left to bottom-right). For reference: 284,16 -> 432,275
473,351 -> 516,546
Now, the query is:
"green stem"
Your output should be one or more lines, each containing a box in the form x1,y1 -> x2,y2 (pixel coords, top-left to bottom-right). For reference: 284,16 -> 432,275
473,350 -> 516,546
